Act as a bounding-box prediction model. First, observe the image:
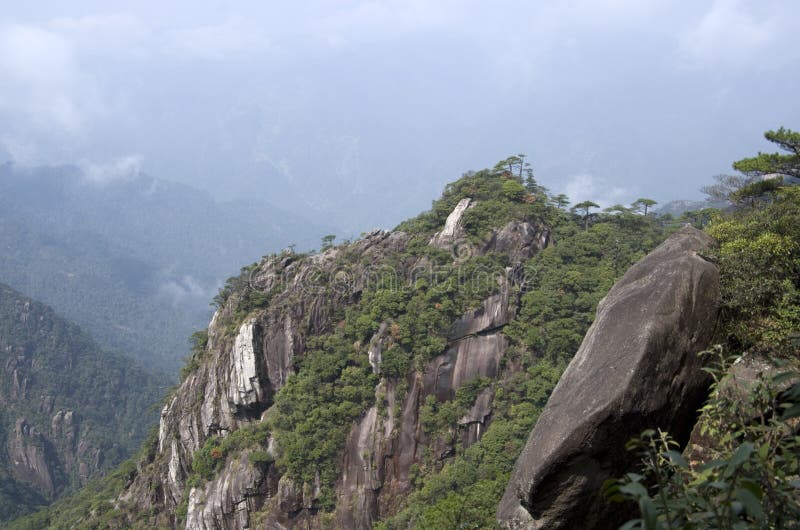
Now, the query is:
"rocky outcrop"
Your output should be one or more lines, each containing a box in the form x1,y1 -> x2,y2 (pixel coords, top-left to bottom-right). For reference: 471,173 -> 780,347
430,197 -> 471,248
484,220 -> 550,263
8,418 -> 57,499
498,226 -> 720,529
185,449 -> 277,530
227,319 -> 267,414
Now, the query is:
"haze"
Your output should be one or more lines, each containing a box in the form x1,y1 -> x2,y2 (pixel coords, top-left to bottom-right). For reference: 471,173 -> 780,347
2,0 -> 799,234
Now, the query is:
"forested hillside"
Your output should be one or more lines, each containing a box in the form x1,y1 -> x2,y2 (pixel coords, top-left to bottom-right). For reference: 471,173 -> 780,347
0,163 -> 330,371
0,283 -> 169,521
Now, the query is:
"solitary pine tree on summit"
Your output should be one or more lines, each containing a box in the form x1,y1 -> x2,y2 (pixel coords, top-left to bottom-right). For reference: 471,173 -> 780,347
573,200 -> 599,230
631,198 -> 657,216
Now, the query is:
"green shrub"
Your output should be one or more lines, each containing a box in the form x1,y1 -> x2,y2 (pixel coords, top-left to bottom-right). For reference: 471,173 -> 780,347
608,350 -> 800,529
501,178 -> 527,202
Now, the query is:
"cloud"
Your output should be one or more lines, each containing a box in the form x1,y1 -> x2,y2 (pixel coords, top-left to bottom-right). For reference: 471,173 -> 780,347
563,173 -> 630,209
79,155 -> 143,184
158,274 -> 214,307
49,13 -> 151,59
0,24 -> 87,132
678,0 -> 782,69
165,16 -> 269,60
308,0 -> 457,46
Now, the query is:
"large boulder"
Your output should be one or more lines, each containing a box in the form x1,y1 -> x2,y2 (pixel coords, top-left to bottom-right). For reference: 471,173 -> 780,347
497,226 -> 720,529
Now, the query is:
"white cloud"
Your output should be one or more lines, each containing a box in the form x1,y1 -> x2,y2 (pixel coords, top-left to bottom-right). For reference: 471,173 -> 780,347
0,23 -> 103,147
165,16 -> 268,60
79,155 -> 143,184
679,0 -> 780,69
158,275 -> 213,307
49,13 -> 151,59
563,173 -> 630,209
0,24 -> 75,84
308,0 -> 457,46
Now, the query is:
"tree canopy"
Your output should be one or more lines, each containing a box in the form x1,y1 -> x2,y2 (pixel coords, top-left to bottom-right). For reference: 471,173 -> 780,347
733,127 -> 800,179
572,200 -> 600,230
631,198 -> 657,216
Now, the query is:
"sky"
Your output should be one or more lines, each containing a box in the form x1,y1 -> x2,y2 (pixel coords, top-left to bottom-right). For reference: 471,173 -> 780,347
1,0 -> 799,234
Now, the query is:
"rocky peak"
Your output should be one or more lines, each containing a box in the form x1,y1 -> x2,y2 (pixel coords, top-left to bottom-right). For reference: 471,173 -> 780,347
112,188 -> 555,529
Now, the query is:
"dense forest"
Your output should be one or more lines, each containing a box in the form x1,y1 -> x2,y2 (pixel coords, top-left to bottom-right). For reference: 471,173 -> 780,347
0,283 -> 169,521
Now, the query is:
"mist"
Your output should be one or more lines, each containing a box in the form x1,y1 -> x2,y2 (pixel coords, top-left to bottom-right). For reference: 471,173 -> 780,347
2,1 -> 799,234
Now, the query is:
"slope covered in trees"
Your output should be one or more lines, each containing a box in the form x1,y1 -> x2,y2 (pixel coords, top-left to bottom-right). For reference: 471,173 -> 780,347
0,283 -> 169,521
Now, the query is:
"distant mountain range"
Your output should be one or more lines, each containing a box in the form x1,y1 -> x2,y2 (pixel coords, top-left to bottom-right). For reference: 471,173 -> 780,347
0,163 -> 333,371
655,199 -> 728,217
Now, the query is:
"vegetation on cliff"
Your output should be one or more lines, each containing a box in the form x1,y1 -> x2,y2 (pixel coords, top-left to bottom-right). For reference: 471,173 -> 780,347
612,129 -> 800,529
7,158 -> 676,529
378,182 -> 668,529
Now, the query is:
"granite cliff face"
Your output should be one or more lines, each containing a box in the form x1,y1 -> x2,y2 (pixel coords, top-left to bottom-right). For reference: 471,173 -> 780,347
497,226 -> 720,529
0,283 -> 165,521
117,197 -> 551,529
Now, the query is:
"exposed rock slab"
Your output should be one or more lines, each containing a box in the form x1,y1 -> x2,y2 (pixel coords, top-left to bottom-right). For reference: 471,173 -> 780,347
430,198 -> 471,248
484,220 -> 550,263
498,226 -> 720,529
449,289 -> 510,341
185,450 -> 274,530
7,418 -> 56,499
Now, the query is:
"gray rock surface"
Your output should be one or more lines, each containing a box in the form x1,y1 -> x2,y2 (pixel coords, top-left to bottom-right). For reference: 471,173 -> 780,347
429,197 -> 471,248
484,220 -> 550,263
498,226 -> 720,529
8,418 -> 56,498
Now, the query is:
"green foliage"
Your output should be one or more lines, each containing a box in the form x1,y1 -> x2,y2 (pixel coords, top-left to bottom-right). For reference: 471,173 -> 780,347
180,329 -> 209,380
572,200 -> 600,229
609,351 -> 800,529
504,219 -> 666,363
395,161 -> 549,241
632,198 -> 658,216
381,344 -> 410,378
189,422 -> 271,482
706,187 -> 800,354
729,178 -> 783,207
321,234 -> 337,250
248,450 -> 274,467
733,127 -> 800,179
501,179 -> 527,202
493,154 -> 534,181
0,284 -> 167,521
270,334 -> 378,510
378,361 -> 563,530
212,263 -> 259,309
